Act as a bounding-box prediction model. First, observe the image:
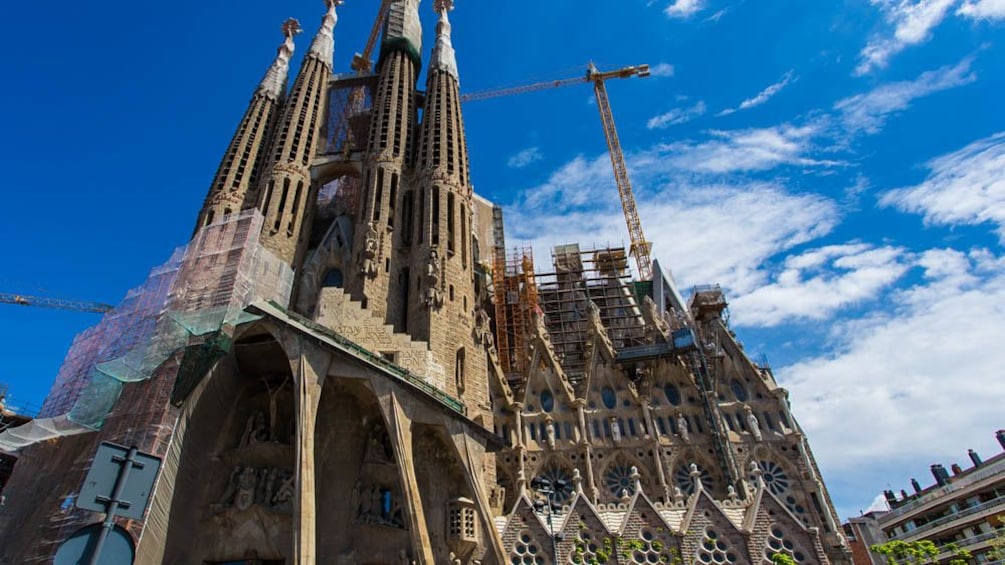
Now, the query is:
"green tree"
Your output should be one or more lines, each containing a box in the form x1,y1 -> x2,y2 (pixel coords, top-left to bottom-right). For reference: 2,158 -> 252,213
870,539 -> 972,565
770,552 -> 798,565
986,515 -> 1005,562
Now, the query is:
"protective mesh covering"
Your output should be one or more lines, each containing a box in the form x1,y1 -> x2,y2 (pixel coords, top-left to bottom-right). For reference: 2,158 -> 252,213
0,210 -> 293,452
323,75 -> 374,156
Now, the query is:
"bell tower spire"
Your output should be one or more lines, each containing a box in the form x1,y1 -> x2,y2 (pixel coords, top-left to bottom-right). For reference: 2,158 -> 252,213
195,19 -> 301,232
407,0 -> 488,413
256,1 -> 341,272
347,0 -> 422,322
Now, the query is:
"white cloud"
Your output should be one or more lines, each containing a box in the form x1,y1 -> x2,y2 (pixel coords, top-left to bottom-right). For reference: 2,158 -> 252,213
881,132 -> 1005,241
835,56 -> 977,135
666,0 -> 705,18
662,123 -> 839,173
718,71 -> 795,116
649,62 -> 676,78
780,248 -> 1005,483
958,0 -> 1005,19
730,244 -> 910,326
647,101 -> 706,130
508,164 -> 841,300
507,146 -> 543,168
856,0 -> 957,75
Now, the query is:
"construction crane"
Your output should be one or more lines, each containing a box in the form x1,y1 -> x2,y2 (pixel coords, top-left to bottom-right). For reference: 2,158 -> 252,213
350,0 -> 392,74
0,293 -> 113,314
461,63 -> 654,280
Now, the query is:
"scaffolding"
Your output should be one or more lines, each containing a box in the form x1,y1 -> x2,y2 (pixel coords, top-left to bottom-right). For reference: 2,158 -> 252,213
0,210 -> 294,452
535,244 -> 646,383
492,247 -> 538,387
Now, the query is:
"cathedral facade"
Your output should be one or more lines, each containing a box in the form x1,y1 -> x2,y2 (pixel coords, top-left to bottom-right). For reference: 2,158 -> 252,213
0,2 -> 850,564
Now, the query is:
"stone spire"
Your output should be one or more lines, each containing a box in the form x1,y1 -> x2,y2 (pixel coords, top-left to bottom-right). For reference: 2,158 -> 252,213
258,19 -> 302,100
255,0 -> 341,270
194,20 -> 302,233
431,0 -> 458,79
308,0 -> 341,71
380,0 -> 423,67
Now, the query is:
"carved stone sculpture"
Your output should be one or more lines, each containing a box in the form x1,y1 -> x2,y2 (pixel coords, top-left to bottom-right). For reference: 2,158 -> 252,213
424,249 -> 443,308
745,405 -> 762,441
235,466 -> 258,510
677,412 -> 690,443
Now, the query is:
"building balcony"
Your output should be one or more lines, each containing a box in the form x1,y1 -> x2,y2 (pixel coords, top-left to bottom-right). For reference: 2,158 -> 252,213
892,494 -> 1005,541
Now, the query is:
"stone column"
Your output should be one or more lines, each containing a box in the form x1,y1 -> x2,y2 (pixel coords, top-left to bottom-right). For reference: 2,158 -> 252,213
370,379 -> 436,565
445,418 -> 508,565
288,340 -> 331,565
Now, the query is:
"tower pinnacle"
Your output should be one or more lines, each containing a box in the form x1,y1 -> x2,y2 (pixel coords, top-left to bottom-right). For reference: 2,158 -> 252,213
431,0 -> 458,79
258,19 -> 302,100
308,0 -> 342,71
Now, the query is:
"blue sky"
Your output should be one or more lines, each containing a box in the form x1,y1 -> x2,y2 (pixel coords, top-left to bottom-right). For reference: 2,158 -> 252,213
1,0 -> 1003,522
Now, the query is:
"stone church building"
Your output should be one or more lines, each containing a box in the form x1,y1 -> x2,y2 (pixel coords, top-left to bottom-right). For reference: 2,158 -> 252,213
0,1 -> 851,564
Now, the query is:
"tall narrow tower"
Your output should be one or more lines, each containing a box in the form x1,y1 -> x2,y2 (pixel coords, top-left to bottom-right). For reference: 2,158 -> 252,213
410,0 -> 487,413
194,19 -> 301,232
348,0 -> 422,322
257,0 -> 340,270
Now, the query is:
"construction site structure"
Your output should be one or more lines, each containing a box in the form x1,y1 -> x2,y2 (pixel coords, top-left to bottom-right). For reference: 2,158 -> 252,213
463,62 -> 654,280
0,2 -> 851,564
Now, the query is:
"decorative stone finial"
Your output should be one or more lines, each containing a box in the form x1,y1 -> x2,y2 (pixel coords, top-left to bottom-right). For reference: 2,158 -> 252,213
690,463 -> 703,493
750,461 -> 765,490
257,19 -> 301,100
727,485 -> 738,502
630,466 -> 641,494
308,0 -> 342,70
430,0 -> 458,79
573,469 -> 584,494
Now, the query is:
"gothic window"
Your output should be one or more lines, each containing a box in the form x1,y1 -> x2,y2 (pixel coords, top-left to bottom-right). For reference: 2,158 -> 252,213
696,528 -> 740,565
752,460 -> 791,497
626,528 -> 679,565
675,463 -> 714,495
321,269 -> 344,288
286,180 -> 303,236
373,168 -> 384,222
763,526 -> 811,564
540,390 -> 555,413
388,173 -> 398,228
273,178 -> 291,232
604,463 -> 636,498
665,383 -> 682,406
447,192 -> 456,254
401,190 -> 414,245
601,387 -> 617,409
535,464 -> 574,503
511,531 -> 546,565
730,379 -> 748,402
432,186 -> 440,246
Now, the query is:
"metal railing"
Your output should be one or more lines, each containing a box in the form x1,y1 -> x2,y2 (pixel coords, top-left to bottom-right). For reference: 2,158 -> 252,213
893,495 -> 1005,540
887,461 -> 1005,517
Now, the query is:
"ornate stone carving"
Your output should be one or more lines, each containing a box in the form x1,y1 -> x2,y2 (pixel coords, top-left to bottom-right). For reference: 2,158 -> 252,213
744,404 -> 762,441
360,221 -> 379,278
677,412 -> 690,443
424,248 -> 444,309
240,411 -> 269,447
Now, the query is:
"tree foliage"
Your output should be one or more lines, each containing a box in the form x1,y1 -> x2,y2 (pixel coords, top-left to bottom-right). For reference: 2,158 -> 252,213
870,539 -> 972,565
770,552 -> 798,565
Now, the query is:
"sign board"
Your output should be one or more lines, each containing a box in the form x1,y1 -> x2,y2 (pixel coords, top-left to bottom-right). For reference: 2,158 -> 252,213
53,524 -> 134,565
77,442 -> 161,521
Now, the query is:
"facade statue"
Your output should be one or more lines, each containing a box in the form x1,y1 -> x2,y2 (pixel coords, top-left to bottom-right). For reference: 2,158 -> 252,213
745,405 -> 762,441
424,248 -> 443,308
235,466 -> 258,510
361,221 -> 379,277
677,412 -> 690,443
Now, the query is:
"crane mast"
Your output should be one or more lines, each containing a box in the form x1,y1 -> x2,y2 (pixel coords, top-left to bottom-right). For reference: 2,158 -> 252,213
589,65 -> 653,280
461,63 -> 655,280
